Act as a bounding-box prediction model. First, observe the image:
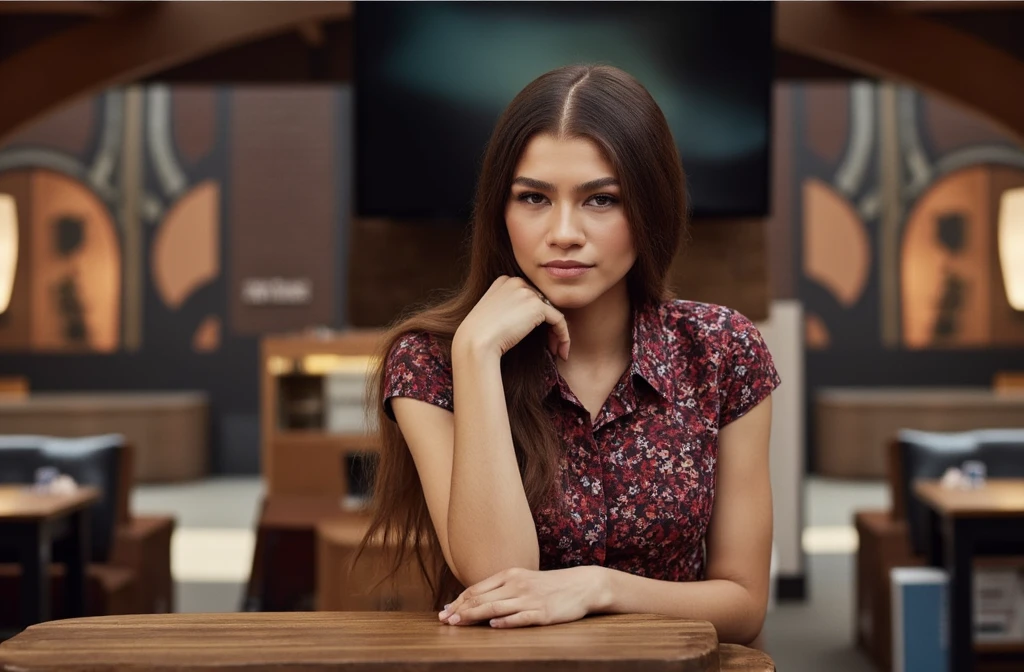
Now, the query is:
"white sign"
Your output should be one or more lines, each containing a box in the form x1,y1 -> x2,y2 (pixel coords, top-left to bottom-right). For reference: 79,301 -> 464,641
241,277 -> 313,306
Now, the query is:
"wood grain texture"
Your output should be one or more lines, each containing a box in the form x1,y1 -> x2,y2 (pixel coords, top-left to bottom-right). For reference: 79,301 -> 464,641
914,479 -> 1024,518
0,612 -> 740,672
0,486 -> 98,522
719,644 -> 775,671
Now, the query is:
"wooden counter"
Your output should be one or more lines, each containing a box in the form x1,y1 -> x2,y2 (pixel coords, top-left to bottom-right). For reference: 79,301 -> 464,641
0,612 -> 774,671
814,387 -> 1024,478
0,392 -> 209,482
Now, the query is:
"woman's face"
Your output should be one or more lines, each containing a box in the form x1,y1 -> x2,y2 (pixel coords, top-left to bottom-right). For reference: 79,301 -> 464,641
505,134 -> 636,310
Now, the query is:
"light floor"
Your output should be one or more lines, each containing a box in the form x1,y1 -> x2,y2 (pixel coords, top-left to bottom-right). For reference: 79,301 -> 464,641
132,476 -> 886,672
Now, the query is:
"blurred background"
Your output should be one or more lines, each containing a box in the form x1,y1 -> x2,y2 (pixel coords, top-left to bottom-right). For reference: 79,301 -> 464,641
0,2 -> 1023,671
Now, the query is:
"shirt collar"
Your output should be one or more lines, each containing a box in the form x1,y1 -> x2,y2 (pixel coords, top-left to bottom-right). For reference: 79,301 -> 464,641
541,302 -> 673,400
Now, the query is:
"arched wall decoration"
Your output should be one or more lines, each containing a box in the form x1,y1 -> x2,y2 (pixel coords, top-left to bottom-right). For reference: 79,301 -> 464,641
776,3 -> 1024,144
0,1 -> 353,142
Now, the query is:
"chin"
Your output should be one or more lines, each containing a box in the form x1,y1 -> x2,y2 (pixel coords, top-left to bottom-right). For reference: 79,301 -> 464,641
543,286 -> 600,310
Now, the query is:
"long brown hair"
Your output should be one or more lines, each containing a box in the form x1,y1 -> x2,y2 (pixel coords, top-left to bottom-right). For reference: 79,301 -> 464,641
357,64 -> 689,608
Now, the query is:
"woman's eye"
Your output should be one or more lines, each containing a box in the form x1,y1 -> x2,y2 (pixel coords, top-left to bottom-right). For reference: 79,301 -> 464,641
518,192 -> 547,205
588,194 -> 618,207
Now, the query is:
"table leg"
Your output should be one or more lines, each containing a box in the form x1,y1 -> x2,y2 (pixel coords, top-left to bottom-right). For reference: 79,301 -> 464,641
18,521 -> 52,629
925,507 -> 943,566
944,517 -> 974,672
64,508 -> 91,618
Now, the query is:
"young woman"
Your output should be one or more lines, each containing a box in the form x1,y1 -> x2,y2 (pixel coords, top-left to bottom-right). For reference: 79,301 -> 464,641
360,64 -> 780,645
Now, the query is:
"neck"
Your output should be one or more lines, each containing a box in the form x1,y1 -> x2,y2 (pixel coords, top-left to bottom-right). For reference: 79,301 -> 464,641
560,281 -> 632,365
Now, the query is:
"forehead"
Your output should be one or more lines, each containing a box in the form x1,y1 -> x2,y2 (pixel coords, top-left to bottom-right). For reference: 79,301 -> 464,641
515,134 -> 616,182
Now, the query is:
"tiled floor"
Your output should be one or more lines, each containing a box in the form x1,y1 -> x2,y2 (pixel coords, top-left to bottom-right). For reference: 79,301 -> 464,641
132,476 -> 886,671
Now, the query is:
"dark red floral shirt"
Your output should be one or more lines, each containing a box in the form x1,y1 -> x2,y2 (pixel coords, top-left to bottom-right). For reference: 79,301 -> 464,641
383,300 -> 780,583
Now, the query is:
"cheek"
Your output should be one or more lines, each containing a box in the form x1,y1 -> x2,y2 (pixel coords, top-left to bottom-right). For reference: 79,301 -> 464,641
600,218 -> 636,268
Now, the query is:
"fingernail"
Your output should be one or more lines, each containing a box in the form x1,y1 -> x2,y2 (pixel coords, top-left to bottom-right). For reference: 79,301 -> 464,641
438,610 -> 448,620
448,614 -> 461,625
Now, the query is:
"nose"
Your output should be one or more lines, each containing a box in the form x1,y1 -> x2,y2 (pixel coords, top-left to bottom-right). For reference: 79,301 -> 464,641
545,202 -> 585,249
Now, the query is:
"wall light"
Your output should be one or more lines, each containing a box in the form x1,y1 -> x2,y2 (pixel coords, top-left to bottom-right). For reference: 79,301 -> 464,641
0,194 -> 18,315
1000,187 -> 1024,311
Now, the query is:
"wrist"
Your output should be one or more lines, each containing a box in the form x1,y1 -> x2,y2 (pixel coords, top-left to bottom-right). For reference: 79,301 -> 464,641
452,331 -> 501,363
585,566 -> 615,613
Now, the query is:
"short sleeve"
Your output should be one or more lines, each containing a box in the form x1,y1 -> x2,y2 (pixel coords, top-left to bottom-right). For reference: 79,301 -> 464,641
718,311 -> 781,426
382,331 -> 454,421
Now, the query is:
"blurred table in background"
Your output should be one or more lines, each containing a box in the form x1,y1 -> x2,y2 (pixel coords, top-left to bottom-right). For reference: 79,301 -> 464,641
914,479 -> 1024,672
0,612 -> 775,671
0,486 -> 98,630
0,392 -> 208,482
815,388 -> 1024,478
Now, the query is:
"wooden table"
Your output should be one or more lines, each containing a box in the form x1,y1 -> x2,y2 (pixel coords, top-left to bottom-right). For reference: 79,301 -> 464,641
0,612 -> 774,671
243,495 -> 356,611
0,486 -> 99,629
316,515 -> 433,612
913,479 -> 1024,672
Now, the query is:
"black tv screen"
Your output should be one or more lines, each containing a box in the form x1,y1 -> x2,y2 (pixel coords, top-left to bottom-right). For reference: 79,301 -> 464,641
355,2 -> 773,220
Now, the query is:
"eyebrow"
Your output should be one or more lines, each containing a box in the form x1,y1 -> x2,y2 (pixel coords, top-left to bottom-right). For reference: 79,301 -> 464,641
512,176 -> 619,194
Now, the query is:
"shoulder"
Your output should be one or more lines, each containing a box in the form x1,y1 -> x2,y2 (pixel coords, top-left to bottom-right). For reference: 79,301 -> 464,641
385,330 -> 452,376
382,330 -> 454,419
656,300 -> 763,356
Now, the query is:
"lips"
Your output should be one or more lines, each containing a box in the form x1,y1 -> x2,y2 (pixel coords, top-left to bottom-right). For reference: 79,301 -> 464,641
543,261 -> 593,269
542,261 -> 593,279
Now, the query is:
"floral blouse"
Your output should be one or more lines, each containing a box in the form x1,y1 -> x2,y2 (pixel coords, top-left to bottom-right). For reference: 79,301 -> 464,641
382,300 -> 781,583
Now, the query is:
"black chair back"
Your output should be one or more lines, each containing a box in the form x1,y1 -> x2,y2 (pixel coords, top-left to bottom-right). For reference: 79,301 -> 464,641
897,429 -> 1024,556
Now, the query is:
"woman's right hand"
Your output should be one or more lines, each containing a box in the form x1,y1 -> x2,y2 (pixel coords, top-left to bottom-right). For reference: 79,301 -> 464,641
454,276 -> 571,361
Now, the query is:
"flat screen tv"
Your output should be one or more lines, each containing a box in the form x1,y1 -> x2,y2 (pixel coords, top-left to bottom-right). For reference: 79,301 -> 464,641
355,2 -> 773,220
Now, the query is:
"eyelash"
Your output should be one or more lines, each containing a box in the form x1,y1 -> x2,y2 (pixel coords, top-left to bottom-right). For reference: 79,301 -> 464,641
516,192 -> 619,207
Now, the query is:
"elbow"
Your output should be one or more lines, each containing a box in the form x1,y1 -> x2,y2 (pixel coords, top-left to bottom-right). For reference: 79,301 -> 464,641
722,601 -> 767,646
448,547 -> 539,587
711,581 -> 767,646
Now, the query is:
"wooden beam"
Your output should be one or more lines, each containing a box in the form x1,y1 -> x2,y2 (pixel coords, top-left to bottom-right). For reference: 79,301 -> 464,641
0,2 -> 122,16
776,2 -> 1024,143
297,21 -> 325,48
883,1 -> 1024,13
0,1 -> 352,142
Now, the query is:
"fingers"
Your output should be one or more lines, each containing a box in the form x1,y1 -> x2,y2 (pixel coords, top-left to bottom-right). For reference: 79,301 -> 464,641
445,597 -> 525,626
439,571 -> 510,622
493,276 -> 571,361
536,300 -> 570,361
489,610 -> 544,629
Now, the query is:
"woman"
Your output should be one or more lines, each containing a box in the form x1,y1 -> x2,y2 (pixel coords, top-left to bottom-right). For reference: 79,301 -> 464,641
360,64 -> 780,645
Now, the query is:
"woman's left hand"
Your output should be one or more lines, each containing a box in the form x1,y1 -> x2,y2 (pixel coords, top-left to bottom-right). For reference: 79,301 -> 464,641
439,566 -> 609,628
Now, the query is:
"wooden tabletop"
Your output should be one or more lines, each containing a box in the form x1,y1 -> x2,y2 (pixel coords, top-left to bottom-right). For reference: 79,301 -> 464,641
0,612 -> 773,671
261,495 -> 360,530
914,479 -> 1024,518
0,486 -> 99,522
0,392 -> 208,411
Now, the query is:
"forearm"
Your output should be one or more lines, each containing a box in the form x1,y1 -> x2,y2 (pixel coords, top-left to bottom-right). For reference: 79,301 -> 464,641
448,340 -> 539,584
594,568 -> 766,645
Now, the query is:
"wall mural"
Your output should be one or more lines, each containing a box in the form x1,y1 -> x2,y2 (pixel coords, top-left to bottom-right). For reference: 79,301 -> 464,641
794,82 -> 1024,352
0,84 -> 347,473
0,94 -> 125,353
795,82 -> 880,352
